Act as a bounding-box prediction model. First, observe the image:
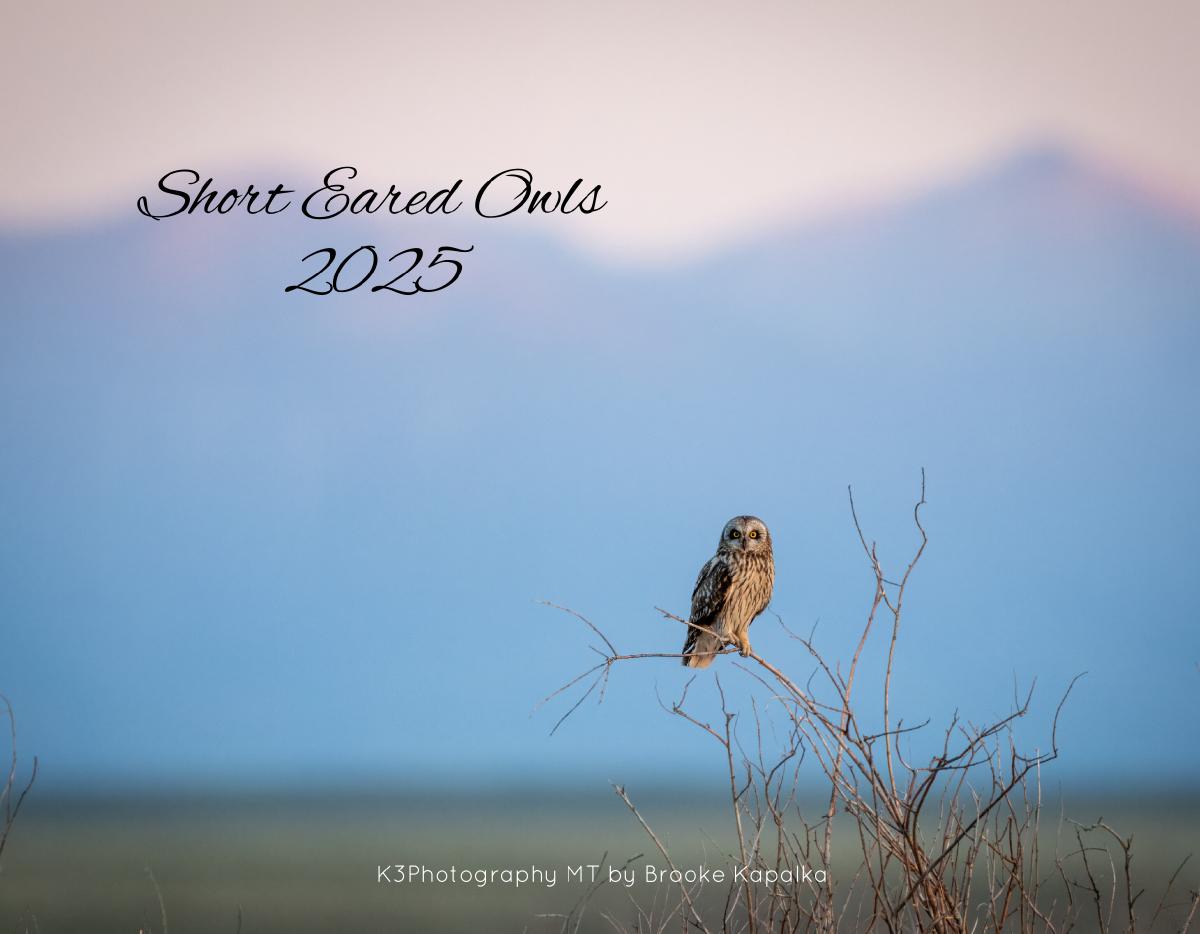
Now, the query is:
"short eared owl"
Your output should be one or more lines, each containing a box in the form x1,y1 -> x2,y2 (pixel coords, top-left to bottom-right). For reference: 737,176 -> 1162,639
681,516 -> 775,668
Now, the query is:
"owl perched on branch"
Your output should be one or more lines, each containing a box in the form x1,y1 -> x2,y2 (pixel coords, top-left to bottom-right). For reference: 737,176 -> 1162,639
681,516 -> 775,668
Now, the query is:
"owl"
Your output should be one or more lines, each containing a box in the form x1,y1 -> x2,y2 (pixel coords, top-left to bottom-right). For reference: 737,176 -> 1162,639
681,516 -> 775,668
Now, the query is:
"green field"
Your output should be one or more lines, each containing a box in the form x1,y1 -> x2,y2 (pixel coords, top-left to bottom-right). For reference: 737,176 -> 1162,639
2,789 -> 1197,933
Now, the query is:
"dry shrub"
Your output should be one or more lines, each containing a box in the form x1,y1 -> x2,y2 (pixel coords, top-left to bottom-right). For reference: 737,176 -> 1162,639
543,476 -> 1199,933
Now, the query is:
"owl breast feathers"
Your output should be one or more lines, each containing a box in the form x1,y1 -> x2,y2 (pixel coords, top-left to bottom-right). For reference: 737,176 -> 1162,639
682,515 -> 775,668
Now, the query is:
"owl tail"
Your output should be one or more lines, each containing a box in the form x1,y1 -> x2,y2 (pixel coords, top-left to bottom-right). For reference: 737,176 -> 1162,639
683,629 -> 722,668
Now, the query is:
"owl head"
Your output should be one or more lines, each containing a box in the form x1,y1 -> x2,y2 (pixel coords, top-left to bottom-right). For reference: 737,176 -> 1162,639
718,515 -> 772,554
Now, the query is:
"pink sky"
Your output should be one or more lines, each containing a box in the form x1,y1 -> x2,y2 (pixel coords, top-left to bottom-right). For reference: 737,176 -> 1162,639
4,0 -> 1198,259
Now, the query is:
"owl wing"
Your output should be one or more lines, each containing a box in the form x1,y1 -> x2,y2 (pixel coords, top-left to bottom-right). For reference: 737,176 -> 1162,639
682,555 -> 732,656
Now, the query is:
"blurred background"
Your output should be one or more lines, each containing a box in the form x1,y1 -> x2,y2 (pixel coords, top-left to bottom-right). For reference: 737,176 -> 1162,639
2,1 -> 1198,930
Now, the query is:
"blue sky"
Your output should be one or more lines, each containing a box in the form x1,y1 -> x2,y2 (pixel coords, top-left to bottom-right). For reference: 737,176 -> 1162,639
2,142 -> 1197,790
3,3 -> 1199,793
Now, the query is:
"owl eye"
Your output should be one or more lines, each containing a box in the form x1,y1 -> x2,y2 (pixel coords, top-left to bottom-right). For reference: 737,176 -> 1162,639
729,529 -> 742,540
748,529 -> 759,539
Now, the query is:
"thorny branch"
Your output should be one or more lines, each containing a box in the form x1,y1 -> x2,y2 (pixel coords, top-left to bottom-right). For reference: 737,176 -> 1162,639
0,694 -> 37,864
